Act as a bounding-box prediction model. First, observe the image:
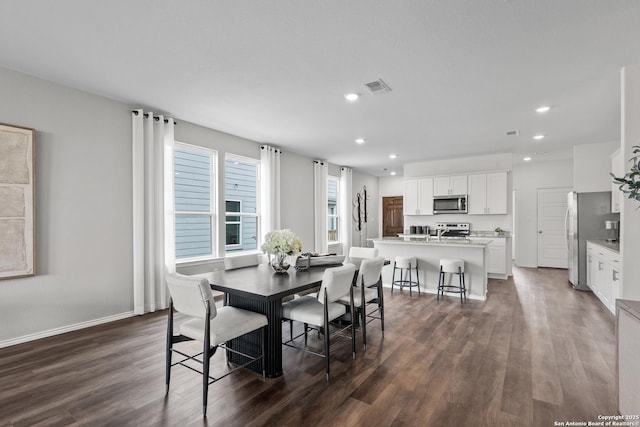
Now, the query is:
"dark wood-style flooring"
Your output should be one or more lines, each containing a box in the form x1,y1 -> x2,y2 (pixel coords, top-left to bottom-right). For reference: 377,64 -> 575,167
0,267 -> 617,426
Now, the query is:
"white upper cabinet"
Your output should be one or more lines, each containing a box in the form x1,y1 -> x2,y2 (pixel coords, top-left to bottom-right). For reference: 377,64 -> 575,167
467,174 -> 487,214
486,172 -> 508,214
467,172 -> 507,214
404,177 -> 434,215
433,175 -> 467,196
611,148 -> 623,213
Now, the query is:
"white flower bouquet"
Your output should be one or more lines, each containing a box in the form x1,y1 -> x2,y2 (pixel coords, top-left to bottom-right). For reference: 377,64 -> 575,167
261,229 -> 303,273
261,229 -> 302,255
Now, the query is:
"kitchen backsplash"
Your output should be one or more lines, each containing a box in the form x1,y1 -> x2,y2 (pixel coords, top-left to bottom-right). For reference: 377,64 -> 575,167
403,214 -> 511,234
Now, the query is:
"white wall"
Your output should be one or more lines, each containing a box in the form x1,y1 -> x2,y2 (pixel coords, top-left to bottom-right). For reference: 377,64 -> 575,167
0,67 -> 379,346
405,152 -> 513,177
512,155 -> 573,268
620,65 -> 640,301
0,67 -> 134,344
573,140 -> 619,192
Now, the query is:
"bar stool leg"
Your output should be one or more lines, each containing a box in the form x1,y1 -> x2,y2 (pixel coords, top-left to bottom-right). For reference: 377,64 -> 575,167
458,266 -> 464,303
416,262 -> 421,296
391,262 -> 395,293
408,264 -> 412,297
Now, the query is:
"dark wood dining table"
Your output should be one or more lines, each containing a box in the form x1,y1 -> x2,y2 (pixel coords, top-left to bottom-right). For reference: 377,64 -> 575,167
204,258 -> 373,378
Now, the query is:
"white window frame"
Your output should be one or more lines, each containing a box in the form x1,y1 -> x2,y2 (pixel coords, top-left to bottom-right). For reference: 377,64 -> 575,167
224,153 -> 260,255
327,175 -> 340,243
174,142 -> 217,263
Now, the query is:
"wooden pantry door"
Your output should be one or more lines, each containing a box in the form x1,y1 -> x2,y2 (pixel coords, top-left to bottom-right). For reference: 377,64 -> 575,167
382,196 -> 404,237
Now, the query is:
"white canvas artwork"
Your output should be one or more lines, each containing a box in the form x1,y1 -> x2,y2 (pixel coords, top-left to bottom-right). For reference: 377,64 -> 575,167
0,123 -> 35,279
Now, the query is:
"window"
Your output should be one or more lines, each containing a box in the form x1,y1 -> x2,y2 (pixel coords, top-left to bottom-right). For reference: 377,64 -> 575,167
174,144 -> 216,261
225,155 -> 259,254
328,176 -> 339,242
225,200 -> 241,247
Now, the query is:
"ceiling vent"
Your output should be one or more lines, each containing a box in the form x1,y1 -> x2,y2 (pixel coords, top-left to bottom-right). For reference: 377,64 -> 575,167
506,130 -> 520,136
365,79 -> 392,94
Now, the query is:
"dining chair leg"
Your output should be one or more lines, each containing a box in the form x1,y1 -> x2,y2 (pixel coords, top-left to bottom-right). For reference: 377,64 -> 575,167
361,286 -> 367,350
166,302 -> 174,394
350,295 -> 356,359
261,327 -> 266,378
202,339 -> 210,417
290,320 -> 293,342
324,299 -> 330,382
378,280 -> 385,336
304,323 -> 308,346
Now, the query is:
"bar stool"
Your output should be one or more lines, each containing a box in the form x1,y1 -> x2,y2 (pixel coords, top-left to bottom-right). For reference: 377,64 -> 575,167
391,256 -> 420,296
437,259 -> 466,303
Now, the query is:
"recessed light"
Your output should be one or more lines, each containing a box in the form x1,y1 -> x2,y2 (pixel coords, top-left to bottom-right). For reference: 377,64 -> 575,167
389,154 -> 397,159
536,106 -> 551,113
344,93 -> 360,102
523,156 -> 532,162
355,138 -> 365,144
390,171 -> 397,176
533,134 -> 545,140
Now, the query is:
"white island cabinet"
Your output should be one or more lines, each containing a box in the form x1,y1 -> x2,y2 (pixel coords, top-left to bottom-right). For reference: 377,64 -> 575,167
468,235 -> 511,279
371,238 -> 489,301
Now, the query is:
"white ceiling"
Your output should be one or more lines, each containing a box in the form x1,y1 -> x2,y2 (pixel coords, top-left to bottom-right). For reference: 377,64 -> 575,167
1,1 -> 639,176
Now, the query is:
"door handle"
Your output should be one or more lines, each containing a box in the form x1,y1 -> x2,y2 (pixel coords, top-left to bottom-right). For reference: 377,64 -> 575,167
538,230 -> 543,234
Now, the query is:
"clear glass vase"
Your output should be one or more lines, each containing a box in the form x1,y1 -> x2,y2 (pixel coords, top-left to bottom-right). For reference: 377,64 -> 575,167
269,252 -> 290,273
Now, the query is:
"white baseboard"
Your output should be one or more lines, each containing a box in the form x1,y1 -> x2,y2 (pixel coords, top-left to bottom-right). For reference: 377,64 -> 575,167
0,311 -> 135,349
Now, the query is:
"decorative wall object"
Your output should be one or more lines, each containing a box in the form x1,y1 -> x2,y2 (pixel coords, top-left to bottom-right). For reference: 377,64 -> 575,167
353,185 -> 370,247
0,123 -> 35,279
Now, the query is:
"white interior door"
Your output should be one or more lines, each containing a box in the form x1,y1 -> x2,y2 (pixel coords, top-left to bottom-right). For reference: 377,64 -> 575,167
537,188 -> 570,268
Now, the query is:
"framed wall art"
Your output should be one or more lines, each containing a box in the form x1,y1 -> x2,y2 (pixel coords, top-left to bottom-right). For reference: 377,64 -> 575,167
0,123 -> 35,279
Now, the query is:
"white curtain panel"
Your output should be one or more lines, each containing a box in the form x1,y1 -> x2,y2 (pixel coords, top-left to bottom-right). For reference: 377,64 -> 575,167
340,167 -> 353,256
132,110 -> 176,315
260,145 -> 281,241
313,160 -> 328,254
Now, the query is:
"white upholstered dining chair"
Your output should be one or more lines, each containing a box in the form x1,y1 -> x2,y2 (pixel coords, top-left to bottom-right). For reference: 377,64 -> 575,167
165,273 -> 268,416
337,256 -> 385,350
281,263 -> 357,381
348,246 -> 379,259
224,253 -> 260,270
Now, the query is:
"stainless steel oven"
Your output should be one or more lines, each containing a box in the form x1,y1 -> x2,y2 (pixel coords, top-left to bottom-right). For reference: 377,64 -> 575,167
433,195 -> 467,214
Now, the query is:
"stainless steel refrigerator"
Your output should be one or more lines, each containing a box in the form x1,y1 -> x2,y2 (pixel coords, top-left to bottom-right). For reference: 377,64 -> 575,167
566,191 -> 616,290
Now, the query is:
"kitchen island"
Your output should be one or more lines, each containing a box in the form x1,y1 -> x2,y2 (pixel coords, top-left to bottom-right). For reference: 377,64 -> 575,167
371,237 -> 490,301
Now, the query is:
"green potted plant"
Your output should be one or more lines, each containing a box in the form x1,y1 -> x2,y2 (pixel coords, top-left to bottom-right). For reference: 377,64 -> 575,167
494,227 -> 505,236
611,145 -> 640,205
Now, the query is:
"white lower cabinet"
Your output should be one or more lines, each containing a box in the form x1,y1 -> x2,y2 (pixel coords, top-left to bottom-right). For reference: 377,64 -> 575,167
468,236 -> 511,279
587,241 -> 622,314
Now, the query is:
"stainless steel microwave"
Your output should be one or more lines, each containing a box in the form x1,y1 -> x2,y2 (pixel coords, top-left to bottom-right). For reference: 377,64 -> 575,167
433,195 -> 467,214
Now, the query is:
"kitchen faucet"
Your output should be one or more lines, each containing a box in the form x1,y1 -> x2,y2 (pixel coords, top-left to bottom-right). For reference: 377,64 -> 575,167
437,227 -> 448,242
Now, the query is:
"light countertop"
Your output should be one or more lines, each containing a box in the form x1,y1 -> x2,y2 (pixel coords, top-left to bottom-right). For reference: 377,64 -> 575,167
372,237 -> 491,247
617,300 -> 640,319
587,239 -> 620,253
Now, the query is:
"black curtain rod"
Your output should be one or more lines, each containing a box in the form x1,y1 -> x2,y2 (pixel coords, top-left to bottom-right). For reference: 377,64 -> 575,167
132,110 -> 176,125
260,146 -> 281,153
